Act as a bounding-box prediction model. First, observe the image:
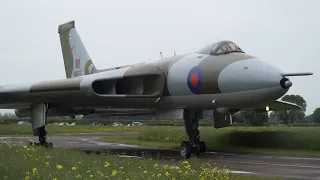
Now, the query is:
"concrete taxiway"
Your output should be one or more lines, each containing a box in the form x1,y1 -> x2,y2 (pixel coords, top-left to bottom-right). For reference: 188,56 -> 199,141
1,134 -> 320,180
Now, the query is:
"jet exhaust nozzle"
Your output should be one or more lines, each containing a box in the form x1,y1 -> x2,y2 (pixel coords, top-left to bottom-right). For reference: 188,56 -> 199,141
280,78 -> 292,89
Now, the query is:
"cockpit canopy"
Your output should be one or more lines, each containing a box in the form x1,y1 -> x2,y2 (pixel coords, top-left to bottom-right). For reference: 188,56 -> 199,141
196,40 -> 244,56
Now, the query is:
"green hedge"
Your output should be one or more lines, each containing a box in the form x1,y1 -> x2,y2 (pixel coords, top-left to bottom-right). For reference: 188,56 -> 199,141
137,126 -> 320,151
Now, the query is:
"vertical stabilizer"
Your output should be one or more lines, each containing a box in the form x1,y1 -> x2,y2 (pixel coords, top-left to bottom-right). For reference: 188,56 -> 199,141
58,21 -> 98,78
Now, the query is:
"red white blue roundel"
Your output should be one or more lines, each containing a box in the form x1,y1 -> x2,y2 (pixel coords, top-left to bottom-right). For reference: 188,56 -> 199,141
187,66 -> 202,94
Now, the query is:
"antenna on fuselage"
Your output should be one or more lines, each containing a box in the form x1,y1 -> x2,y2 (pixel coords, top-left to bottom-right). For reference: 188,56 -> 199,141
160,52 -> 163,58
174,51 -> 176,56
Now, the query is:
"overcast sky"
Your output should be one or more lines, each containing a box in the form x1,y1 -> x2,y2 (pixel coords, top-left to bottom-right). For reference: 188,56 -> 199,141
0,0 -> 319,115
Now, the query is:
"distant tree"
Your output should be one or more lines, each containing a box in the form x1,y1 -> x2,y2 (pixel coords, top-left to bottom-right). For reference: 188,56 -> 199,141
238,109 -> 269,126
304,114 -> 313,122
312,108 -> 320,123
269,111 -> 281,124
271,95 -> 306,124
233,111 -> 245,123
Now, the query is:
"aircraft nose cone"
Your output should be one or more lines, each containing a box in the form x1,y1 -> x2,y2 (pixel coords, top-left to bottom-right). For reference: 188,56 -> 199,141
280,78 -> 292,89
218,59 -> 287,93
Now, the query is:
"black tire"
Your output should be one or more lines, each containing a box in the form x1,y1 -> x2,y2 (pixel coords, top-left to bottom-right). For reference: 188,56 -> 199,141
29,142 -> 39,146
45,142 -> 53,148
180,141 -> 192,159
200,141 -> 206,153
192,144 -> 200,157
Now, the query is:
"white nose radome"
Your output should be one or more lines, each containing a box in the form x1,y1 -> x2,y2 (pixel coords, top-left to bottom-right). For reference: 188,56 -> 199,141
218,59 -> 289,93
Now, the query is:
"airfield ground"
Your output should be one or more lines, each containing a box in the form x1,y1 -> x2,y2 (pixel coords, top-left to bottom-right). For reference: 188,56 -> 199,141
0,141 -> 280,180
1,125 -> 320,179
3,125 -> 320,157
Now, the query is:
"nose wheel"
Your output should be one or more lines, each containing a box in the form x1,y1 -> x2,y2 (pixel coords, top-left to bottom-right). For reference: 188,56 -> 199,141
180,141 -> 206,158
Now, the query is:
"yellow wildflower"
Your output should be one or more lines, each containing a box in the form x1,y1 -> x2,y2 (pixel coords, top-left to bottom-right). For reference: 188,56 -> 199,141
153,164 -> 158,168
112,170 -> 117,176
184,164 -> 191,170
172,178 -> 176,180
45,162 -> 49,166
157,174 -> 161,177
86,170 -> 91,173
26,171 -> 30,175
78,161 -> 81,164
165,172 -> 170,176
181,160 -> 189,165
56,165 -> 62,169
96,171 -> 104,177
89,175 -> 94,178
25,176 -> 30,180
32,168 -> 37,174
104,161 -> 111,167
72,167 -> 76,170
76,174 -> 81,178
143,170 -> 147,174
53,178 -> 57,180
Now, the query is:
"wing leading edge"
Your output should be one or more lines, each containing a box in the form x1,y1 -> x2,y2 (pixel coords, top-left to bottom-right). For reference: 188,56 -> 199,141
250,100 -> 302,112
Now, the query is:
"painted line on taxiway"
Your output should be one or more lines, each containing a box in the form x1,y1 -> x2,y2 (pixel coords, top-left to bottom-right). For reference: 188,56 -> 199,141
225,160 -> 320,169
78,138 -> 141,148
228,170 -> 257,174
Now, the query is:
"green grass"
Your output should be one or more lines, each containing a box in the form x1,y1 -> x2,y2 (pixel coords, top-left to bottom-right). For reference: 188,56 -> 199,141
0,143 -> 280,180
100,126 -> 320,157
0,124 -> 139,135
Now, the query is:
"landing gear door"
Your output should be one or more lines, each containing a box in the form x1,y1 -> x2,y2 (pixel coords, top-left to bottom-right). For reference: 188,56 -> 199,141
212,111 -> 233,128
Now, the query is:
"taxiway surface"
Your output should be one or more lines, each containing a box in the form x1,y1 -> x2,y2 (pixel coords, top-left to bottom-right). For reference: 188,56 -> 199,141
1,134 -> 319,180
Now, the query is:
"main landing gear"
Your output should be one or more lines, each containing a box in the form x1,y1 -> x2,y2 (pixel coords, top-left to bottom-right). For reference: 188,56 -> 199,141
29,103 -> 53,148
180,110 -> 206,159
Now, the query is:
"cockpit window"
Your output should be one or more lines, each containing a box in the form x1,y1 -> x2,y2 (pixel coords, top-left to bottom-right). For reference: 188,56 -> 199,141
211,43 -> 218,52
212,41 -> 244,55
216,48 -> 223,54
196,41 -> 244,56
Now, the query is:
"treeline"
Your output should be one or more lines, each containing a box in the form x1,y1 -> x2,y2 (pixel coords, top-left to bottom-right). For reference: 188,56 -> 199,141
234,94 -> 320,126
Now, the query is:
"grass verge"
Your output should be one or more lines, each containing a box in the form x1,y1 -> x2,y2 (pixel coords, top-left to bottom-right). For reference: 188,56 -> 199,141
0,124 -> 139,135
0,142 -> 280,180
100,126 -> 320,157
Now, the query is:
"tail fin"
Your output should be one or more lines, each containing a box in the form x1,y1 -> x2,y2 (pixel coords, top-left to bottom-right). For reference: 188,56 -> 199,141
58,21 -> 98,78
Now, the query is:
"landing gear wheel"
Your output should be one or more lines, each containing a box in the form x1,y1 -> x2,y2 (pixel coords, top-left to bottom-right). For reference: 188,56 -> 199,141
200,141 -> 206,153
29,140 -> 39,146
180,141 -> 192,159
28,138 -> 53,148
191,144 -> 200,157
43,142 -> 53,148
181,141 -> 201,159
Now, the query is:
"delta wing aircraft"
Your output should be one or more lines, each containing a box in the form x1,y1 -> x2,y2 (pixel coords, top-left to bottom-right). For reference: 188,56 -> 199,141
2,21 -> 312,158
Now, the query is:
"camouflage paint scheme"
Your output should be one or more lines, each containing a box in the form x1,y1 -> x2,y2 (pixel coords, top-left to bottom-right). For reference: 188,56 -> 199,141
0,21 -> 312,118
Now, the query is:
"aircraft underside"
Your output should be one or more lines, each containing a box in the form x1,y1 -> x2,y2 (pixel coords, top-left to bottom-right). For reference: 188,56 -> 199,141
27,102 -> 234,158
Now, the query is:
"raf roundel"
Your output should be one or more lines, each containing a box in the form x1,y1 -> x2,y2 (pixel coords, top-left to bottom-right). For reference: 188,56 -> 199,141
187,66 -> 202,94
